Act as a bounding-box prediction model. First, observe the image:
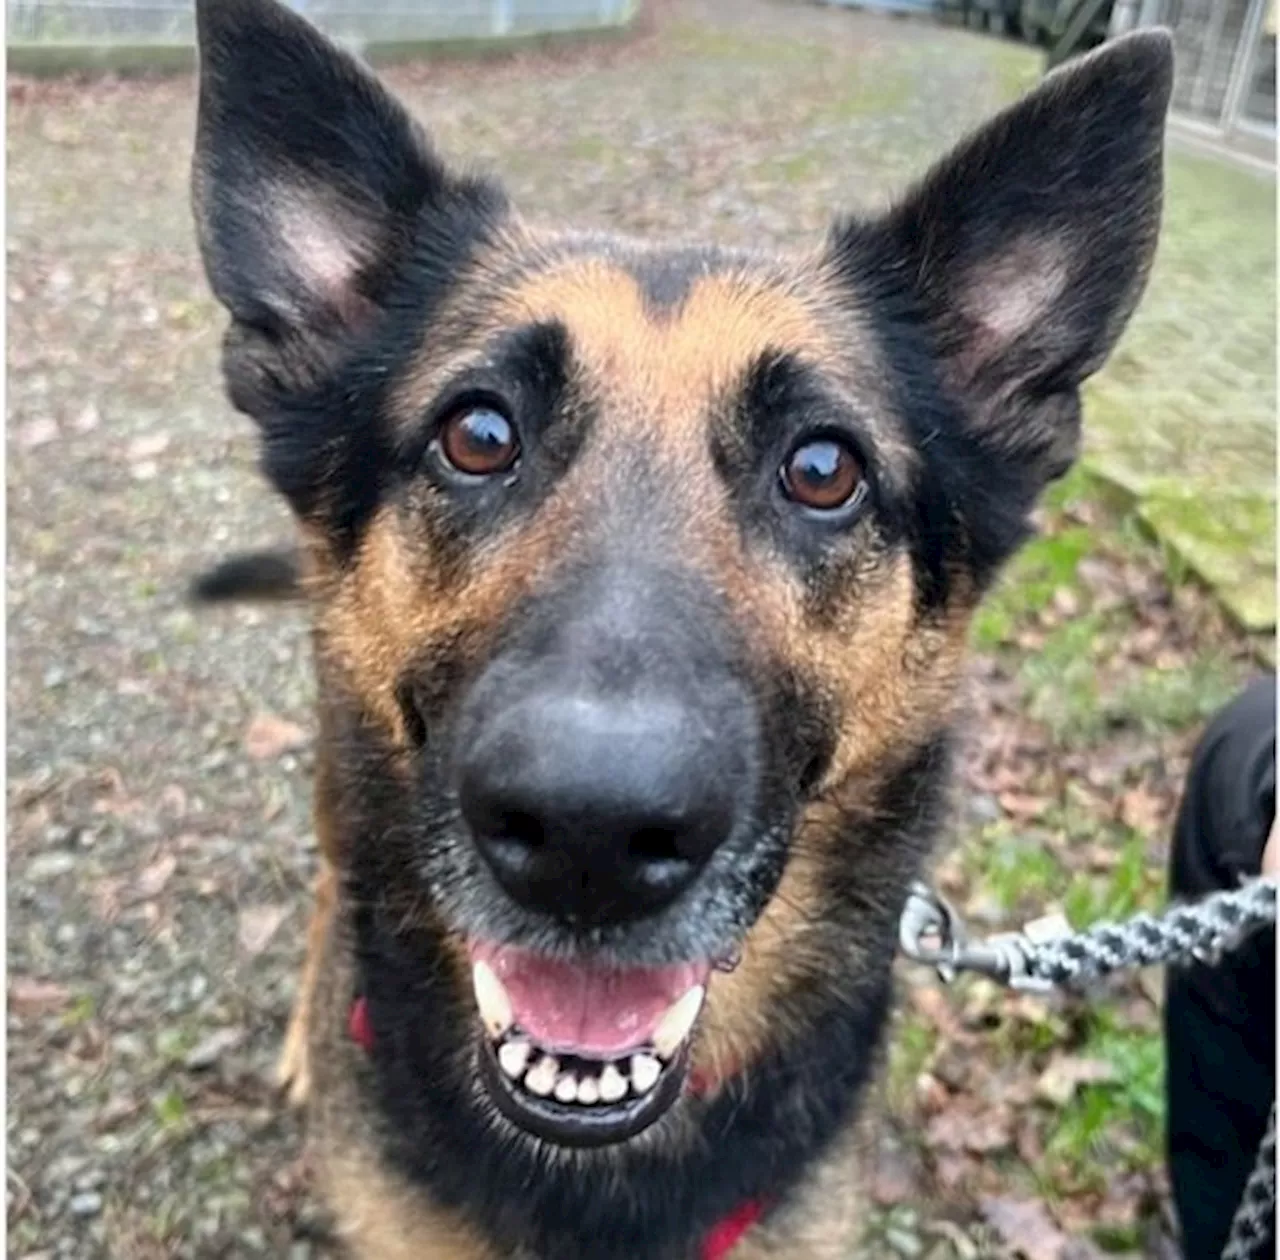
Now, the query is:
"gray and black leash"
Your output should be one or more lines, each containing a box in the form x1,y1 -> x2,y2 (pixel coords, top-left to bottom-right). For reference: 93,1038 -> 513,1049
898,877 -> 1278,1260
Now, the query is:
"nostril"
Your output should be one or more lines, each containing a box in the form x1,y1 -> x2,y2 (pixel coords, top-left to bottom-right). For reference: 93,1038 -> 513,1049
628,825 -> 686,866
496,810 -> 546,853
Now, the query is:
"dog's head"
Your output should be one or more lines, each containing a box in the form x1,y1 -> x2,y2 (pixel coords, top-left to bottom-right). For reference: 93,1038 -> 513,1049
193,0 -> 1170,1153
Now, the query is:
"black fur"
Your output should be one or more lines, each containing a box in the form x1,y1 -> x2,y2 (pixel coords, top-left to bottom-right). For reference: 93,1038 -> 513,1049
193,0 -> 509,552
189,547 -> 302,603
628,246 -> 729,317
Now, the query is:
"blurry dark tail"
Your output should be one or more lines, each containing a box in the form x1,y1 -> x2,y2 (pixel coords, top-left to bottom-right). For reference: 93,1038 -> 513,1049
189,547 -> 304,604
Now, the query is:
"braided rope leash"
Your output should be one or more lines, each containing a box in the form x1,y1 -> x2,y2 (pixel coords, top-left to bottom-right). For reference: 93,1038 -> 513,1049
1024,878 -> 1278,986
899,877 -> 1278,1260
1222,1101 -> 1276,1260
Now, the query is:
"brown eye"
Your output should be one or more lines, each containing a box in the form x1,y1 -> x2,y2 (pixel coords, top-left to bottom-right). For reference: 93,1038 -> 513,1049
438,406 -> 519,477
781,437 -> 863,512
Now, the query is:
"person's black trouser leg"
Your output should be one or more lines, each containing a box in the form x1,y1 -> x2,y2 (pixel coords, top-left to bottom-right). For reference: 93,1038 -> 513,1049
1166,676 -> 1276,1258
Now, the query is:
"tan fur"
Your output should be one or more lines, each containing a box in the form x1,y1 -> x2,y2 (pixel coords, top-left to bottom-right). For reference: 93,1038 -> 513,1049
325,1150 -> 499,1260
499,260 -> 831,429
276,733 -> 342,1105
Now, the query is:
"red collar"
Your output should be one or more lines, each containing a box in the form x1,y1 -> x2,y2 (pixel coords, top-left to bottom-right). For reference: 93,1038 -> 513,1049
347,998 -> 766,1259
699,1199 -> 766,1260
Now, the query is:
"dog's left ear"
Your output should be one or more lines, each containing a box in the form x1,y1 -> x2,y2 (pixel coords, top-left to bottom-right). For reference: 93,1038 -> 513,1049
833,31 -> 1173,489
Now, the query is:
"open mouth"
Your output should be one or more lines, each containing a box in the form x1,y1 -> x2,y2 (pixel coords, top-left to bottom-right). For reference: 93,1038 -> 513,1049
469,942 -> 712,1146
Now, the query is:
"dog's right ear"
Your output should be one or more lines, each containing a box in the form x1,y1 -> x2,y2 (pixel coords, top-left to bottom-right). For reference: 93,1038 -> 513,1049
192,0 -> 504,411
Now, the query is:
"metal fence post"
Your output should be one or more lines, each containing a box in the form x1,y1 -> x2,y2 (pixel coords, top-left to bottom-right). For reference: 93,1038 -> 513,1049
1219,0 -> 1270,130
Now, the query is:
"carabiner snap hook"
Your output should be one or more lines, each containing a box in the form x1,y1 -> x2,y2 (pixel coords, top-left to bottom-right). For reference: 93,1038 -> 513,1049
898,881 -> 967,982
898,882 -> 1066,991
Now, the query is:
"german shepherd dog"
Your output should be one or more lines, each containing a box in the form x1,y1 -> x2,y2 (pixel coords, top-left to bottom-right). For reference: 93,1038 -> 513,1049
189,1 -> 1172,1253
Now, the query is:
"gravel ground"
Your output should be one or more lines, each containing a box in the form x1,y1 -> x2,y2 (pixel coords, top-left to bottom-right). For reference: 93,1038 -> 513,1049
6,3 -> 1264,1257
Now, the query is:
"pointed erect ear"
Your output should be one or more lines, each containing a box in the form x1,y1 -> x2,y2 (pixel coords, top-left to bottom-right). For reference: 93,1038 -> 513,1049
191,0 -> 504,407
832,31 -> 1173,488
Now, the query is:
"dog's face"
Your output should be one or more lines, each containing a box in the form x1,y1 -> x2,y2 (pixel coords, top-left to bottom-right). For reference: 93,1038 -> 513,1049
194,0 -> 1169,1154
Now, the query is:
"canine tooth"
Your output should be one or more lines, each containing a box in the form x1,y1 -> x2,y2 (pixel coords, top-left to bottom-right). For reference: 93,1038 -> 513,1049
498,1039 -> 532,1080
524,1055 -> 558,1097
599,1064 -> 627,1103
554,1072 -> 579,1104
652,985 -> 705,1059
472,961 -> 513,1040
577,1075 -> 600,1105
630,1053 -> 661,1095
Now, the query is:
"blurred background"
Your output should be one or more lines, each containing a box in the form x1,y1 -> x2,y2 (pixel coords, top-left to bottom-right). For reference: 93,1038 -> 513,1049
6,0 -> 1275,1256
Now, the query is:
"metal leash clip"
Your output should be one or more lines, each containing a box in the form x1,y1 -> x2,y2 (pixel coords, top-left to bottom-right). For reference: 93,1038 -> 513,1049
898,881 -> 1070,993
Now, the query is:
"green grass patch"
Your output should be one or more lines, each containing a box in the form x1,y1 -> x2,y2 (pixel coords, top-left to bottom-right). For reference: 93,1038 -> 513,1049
1081,150 -> 1275,629
63,992 -> 96,1027
985,38 -> 1042,100
974,527 -> 1096,651
151,1087 -> 188,1131
1045,1010 -> 1164,1197
154,1024 -> 199,1064
667,21 -> 824,64
964,821 -> 1065,915
1063,828 -> 1162,927
1111,655 -> 1243,735
1018,614 -> 1109,743
885,1009 -> 938,1113
1012,616 -> 1238,746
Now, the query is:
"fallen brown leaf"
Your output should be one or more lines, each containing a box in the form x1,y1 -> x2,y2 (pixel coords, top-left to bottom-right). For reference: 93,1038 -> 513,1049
9,977 -> 72,1015
926,1101 -> 1013,1154
184,1027 -> 245,1070
243,713 -> 308,761
127,854 -> 177,904
237,904 -> 290,956
16,417 -> 59,449
1051,587 -> 1082,619
980,1195 -> 1070,1260
96,1095 -> 143,1130
126,432 -> 170,461
998,790 -> 1053,821
1118,785 -> 1166,834
909,984 -> 964,1038
870,1144 -> 917,1206
915,1072 -> 950,1114
933,1151 -> 974,1192
1036,1055 -> 1116,1106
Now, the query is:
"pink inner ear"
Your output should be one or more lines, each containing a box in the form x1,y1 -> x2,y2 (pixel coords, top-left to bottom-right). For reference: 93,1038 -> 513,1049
956,235 -> 1069,377
269,185 -> 380,326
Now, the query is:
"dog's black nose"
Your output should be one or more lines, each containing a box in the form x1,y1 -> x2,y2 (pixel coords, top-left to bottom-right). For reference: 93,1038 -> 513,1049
459,691 -> 743,924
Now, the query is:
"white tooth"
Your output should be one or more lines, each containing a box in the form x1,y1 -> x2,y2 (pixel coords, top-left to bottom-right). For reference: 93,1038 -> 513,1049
472,961 -> 514,1040
600,1064 -> 627,1103
577,1075 -> 600,1105
524,1055 -> 558,1097
630,1053 -> 661,1095
651,985 -> 705,1060
554,1072 -> 579,1104
498,1039 -> 532,1080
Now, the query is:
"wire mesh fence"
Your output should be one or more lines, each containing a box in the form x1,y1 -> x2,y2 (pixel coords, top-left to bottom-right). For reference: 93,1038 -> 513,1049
1113,0 -> 1275,137
7,0 -> 632,44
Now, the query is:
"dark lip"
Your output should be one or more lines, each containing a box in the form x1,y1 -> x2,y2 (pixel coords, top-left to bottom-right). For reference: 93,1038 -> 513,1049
476,1037 -> 688,1148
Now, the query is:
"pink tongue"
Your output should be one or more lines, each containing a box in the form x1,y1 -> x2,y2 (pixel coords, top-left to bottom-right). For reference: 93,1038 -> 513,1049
470,942 -> 709,1057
